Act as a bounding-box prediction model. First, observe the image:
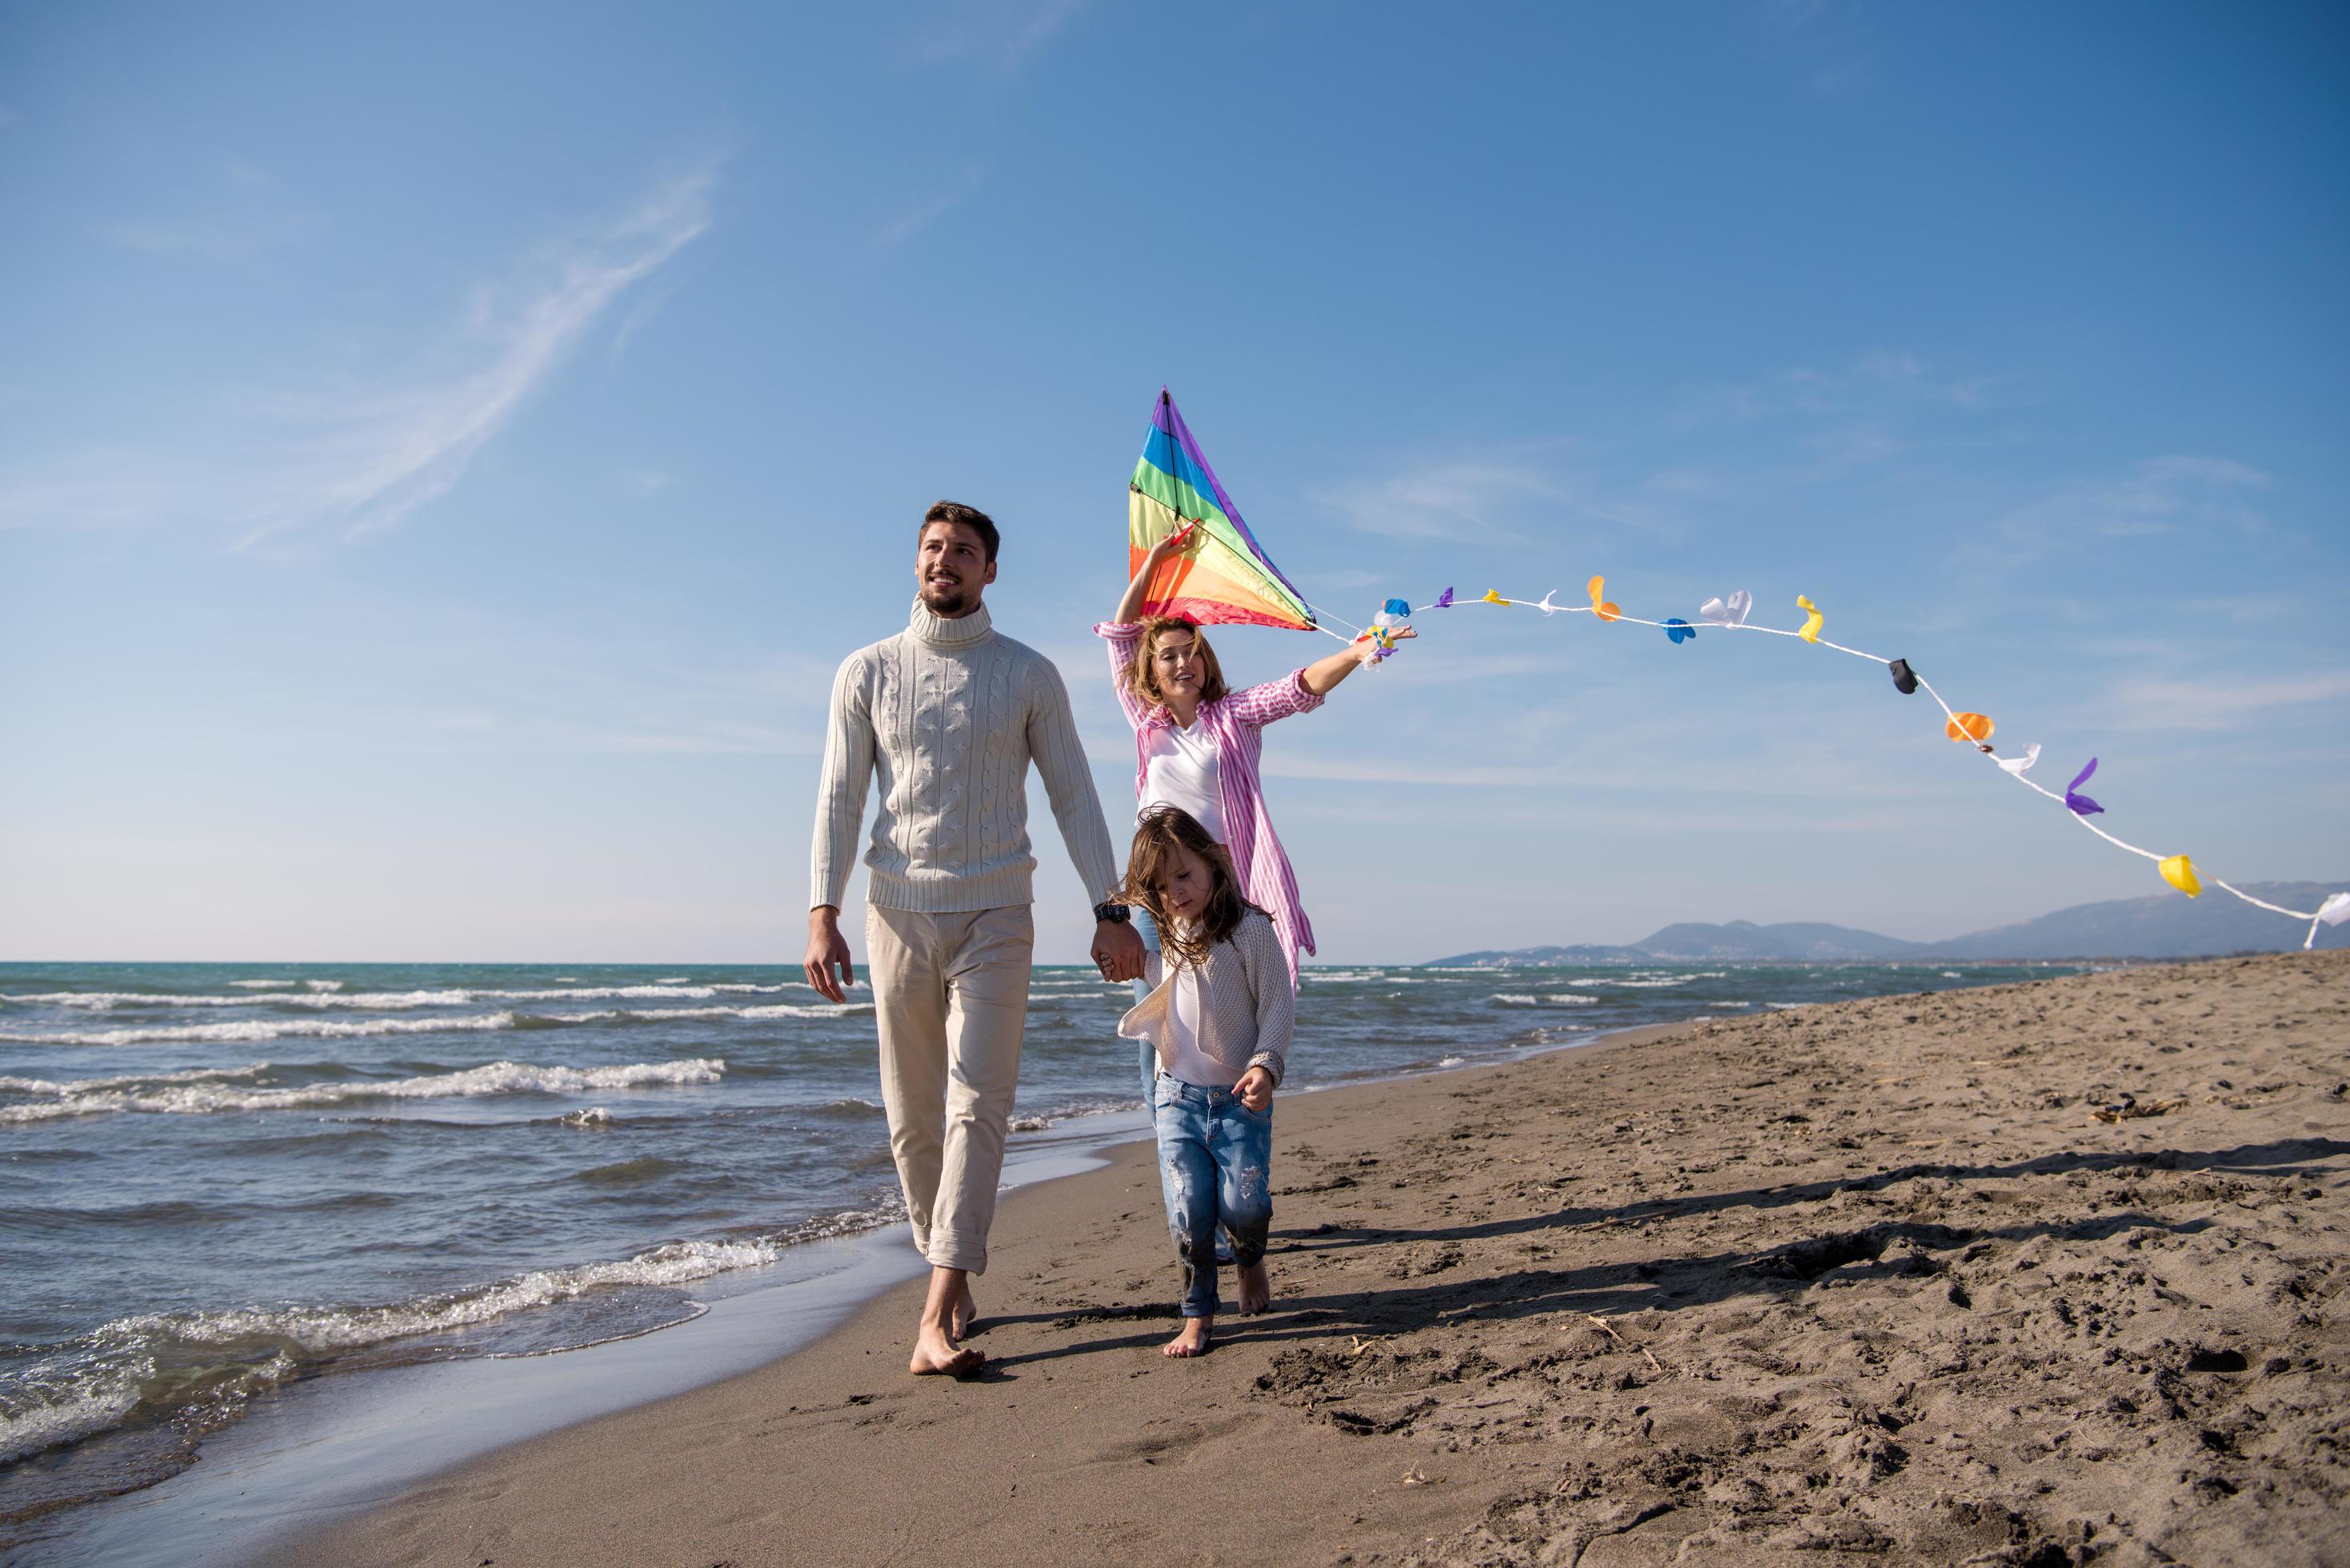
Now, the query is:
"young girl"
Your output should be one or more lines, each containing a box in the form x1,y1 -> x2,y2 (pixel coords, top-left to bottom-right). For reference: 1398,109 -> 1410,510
1117,806 -> 1293,1358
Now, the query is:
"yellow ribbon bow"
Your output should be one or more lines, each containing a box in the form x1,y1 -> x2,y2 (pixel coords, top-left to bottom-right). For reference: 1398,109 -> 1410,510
2159,854 -> 2202,898
1796,594 -> 1824,644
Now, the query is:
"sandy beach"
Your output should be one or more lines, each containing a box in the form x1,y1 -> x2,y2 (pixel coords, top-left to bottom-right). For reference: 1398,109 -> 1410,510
278,950 -> 2349,1567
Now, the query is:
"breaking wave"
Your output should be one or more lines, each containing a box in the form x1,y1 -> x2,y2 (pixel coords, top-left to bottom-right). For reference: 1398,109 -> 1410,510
0,997 -> 866,1046
0,1012 -> 526,1048
0,1058 -> 725,1123
0,982 -> 830,1011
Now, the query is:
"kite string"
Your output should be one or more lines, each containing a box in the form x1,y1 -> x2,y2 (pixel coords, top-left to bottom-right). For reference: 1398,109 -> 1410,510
1303,601 -> 1365,642
2212,879 -> 2323,919
1435,590 -> 2326,929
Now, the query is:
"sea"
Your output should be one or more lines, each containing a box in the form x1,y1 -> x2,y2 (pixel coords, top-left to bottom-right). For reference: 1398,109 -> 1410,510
0,958 -> 2080,1538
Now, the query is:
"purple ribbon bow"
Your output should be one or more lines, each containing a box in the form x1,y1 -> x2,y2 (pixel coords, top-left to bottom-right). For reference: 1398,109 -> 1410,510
2065,758 -> 2104,817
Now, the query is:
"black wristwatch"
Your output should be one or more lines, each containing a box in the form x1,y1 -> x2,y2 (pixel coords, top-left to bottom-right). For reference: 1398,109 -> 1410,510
1093,902 -> 1131,925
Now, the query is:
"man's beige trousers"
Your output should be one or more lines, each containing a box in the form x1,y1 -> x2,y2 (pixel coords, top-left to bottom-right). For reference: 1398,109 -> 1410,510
865,904 -> 1034,1274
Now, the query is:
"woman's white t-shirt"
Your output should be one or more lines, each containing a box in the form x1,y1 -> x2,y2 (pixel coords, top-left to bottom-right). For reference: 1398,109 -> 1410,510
1135,732 -> 1225,1085
1138,719 -> 1223,842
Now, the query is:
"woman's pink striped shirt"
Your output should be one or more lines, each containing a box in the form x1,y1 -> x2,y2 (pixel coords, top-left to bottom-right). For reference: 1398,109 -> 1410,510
1095,622 -> 1323,986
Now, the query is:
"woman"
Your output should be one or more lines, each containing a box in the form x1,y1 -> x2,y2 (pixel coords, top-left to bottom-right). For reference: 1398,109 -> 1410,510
1095,526 -> 1413,1098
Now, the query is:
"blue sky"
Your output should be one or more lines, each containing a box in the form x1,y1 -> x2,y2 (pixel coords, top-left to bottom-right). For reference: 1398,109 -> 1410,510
2,2 -> 2344,962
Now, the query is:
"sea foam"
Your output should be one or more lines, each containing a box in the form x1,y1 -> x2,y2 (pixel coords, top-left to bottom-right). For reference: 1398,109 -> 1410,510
0,1011 -> 526,1047
0,1233 -> 783,1466
119,1236 -> 783,1352
3,982 -> 826,1011
0,1058 -> 725,1122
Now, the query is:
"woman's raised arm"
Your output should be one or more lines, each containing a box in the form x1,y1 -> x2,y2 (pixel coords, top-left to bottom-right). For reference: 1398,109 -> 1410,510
1112,522 -> 1197,626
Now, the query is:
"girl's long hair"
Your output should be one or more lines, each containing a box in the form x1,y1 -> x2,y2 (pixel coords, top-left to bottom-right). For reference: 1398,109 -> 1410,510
1120,806 -> 1259,970
1123,616 -> 1229,710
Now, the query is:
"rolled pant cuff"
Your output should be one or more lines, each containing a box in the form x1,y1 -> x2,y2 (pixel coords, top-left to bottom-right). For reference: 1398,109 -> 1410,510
923,1234 -> 988,1274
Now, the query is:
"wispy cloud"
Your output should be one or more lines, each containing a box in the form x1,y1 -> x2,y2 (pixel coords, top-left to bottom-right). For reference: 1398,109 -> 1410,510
607,284 -> 675,366
1707,350 -> 2007,423
1263,742 -> 1972,804
872,168 -> 985,253
282,174 -> 713,544
102,158 -> 318,262
103,210 -> 324,263
4,170 -> 715,546
319,602 -> 837,756
1756,0 -> 1876,100
1315,457 -> 1569,542
900,0 -> 1088,72
2109,671 -> 2350,732
1980,455 -> 2269,560
395,650 -> 825,754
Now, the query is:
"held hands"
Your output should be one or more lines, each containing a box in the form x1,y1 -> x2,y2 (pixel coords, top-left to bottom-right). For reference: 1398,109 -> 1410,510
1232,1066 -> 1275,1113
1093,919 -> 1146,983
805,908 -> 855,1003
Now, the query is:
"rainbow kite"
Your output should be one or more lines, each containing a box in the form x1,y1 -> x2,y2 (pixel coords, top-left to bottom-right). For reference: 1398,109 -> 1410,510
1129,390 -> 1317,632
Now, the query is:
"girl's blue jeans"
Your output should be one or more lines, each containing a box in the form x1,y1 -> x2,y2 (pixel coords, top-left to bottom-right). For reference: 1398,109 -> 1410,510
1151,1075 -> 1273,1319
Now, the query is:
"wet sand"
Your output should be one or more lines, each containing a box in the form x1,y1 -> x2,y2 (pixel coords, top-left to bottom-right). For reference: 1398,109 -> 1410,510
280,951 -> 2349,1566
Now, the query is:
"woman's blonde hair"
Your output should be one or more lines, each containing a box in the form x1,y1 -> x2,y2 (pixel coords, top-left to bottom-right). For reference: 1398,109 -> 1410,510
1119,806 -> 1258,970
1123,616 -> 1229,710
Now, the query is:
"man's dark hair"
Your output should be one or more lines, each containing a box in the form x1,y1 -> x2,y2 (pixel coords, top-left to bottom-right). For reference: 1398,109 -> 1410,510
922,501 -> 999,563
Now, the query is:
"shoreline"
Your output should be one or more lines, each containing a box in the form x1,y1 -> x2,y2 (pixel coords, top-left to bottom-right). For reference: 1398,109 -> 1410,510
274,952 -> 2346,1566
10,1022 -> 1679,1566
1,1111 -> 1159,1567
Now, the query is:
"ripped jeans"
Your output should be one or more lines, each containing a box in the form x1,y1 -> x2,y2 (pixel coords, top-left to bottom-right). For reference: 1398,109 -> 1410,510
1151,1075 -> 1273,1319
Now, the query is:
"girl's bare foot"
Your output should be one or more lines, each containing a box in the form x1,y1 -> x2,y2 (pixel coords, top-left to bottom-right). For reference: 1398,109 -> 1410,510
1235,1261 -> 1271,1315
1164,1317 -> 1211,1358
951,1277 -> 977,1340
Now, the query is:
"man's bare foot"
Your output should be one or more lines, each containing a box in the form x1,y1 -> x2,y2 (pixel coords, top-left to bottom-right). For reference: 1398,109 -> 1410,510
910,1266 -> 980,1375
910,1320 -> 983,1377
1235,1261 -> 1271,1315
951,1277 -> 977,1340
1164,1317 -> 1211,1358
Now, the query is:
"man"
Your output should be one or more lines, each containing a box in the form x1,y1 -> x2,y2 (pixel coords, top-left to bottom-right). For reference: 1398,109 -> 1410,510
807,500 -> 1146,1376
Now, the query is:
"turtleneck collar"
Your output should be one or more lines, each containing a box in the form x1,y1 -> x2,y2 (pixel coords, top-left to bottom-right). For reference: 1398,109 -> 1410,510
907,597 -> 995,647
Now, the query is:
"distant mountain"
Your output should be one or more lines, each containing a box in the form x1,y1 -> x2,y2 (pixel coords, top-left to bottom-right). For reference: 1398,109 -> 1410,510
1424,880 -> 2347,965
1634,920 -> 1930,962
1428,942 -> 1646,966
1928,882 -> 2348,961
1430,921 -> 1926,966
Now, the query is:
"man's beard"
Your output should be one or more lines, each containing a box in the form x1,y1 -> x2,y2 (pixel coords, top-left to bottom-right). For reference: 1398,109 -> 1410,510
920,578 -> 975,616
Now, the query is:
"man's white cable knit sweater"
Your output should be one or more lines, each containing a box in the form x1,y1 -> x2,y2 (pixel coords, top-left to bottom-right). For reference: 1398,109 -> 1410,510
811,599 -> 1122,914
